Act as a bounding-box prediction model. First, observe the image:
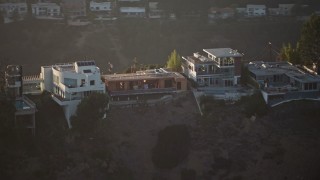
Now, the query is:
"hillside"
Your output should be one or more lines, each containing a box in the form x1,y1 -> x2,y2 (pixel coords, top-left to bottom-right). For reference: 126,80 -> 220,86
1,92 -> 320,179
0,18 -> 302,74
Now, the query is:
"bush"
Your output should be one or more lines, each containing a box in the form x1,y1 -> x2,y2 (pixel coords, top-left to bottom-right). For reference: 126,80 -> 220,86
152,125 -> 191,169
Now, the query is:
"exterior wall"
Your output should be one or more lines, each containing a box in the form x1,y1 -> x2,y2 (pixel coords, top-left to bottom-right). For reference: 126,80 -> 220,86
182,58 -> 197,81
175,77 -> 187,90
62,99 -> 81,128
31,3 -> 61,17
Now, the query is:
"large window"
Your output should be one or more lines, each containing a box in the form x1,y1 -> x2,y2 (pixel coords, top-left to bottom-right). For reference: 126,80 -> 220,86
64,78 -> 77,88
221,57 -> 234,66
304,82 -> 317,90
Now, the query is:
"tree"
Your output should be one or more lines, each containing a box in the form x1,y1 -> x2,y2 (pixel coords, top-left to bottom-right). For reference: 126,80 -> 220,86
298,14 -> 320,68
71,92 -> 109,135
280,43 -> 301,65
166,49 -> 182,72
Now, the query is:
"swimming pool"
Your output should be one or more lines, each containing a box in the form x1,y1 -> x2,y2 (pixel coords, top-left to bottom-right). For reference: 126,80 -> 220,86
15,100 -> 31,110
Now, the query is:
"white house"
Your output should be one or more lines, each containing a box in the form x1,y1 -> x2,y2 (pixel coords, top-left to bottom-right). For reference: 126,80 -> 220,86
246,4 -> 266,17
89,1 -> 112,13
31,3 -> 61,18
120,7 -> 145,17
0,2 -> 27,18
40,60 -> 106,128
182,48 -> 243,87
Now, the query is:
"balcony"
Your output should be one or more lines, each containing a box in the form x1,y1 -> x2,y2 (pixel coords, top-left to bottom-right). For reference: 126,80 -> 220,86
55,81 -> 105,94
109,87 -> 177,96
7,80 -> 21,88
51,93 -> 82,106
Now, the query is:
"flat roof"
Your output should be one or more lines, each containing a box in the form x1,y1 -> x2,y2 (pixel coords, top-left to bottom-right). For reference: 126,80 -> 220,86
120,7 -> 145,13
203,48 -> 242,58
248,61 -> 320,83
182,55 -> 216,65
103,69 -> 185,82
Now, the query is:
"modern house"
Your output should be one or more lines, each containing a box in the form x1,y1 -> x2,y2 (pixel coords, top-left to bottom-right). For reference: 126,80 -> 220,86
89,1 -> 112,16
182,48 -> 243,87
40,60 -> 106,128
247,61 -> 320,106
119,6 -> 145,17
0,2 -> 27,19
31,2 -> 61,18
246,4 -> 266,17
61,0 -> 86,18
5,65 -> 36,136
103,68 -> 187,98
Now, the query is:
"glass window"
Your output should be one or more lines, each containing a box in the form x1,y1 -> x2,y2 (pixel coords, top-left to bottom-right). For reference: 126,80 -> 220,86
64,78 -> 77,88
90,80 -> 95,86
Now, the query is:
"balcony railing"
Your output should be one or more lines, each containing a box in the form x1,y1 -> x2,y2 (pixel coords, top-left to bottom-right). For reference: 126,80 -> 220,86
109,87 -> 177,96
